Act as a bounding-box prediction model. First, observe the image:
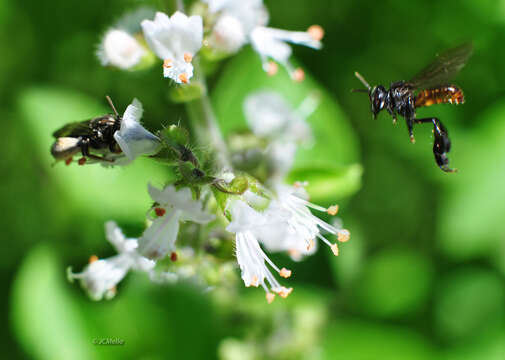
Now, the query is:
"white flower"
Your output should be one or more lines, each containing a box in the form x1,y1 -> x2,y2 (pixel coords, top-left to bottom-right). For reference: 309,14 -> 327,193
250,25 -> 324,79
141,11 -> 203,84
244,91 -> 311,142
204,0 -> 267,54
207,15 -> 247,54
113,98 -> 161,161
67,221 -> 155,301
97,29 -> 147,70
262,183 -> 350,259
226,200 -> 293,303
244,91 -> 314,181
137,184 -> 214,260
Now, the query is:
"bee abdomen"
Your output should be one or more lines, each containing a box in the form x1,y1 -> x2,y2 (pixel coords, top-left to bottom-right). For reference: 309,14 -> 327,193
415,85 -> 465,108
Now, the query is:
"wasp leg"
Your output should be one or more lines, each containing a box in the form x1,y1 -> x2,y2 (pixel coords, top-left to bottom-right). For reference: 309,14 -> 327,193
406,117 -> 415,143
387,108 -> 398,125
414,117 -> 456,173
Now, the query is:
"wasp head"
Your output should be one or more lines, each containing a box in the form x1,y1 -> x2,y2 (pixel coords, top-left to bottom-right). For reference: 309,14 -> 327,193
370,85 -> 387,119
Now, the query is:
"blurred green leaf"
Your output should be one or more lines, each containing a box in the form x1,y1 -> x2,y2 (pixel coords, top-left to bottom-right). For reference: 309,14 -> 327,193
321,320 -> 435,360
11,245 -> 97,360
212,48 -> 361,201
438,100 -> 505,260
18,86 -> 171,222
353,249 -> 433,318
440,329 -> 505,360
434,267 -> 505,341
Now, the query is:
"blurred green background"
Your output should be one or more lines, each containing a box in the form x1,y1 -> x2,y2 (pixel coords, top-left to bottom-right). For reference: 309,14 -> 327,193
2,0 -> 505,359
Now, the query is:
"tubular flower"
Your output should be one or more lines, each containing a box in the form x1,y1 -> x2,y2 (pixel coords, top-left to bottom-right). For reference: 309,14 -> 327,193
262,183 -> 350,259
204,0 -> 267,54
141,11 -> 203,84
250,25 -> 324,79
243,91 -> 313,181
113,98 -> 161,161
226,200 -> 293,303
137,184 -> 214,260
97,29 -> 147,70
67,222 -> 155,301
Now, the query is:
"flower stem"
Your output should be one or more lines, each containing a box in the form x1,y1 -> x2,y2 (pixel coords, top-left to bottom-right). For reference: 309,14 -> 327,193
185,60 -> 232,171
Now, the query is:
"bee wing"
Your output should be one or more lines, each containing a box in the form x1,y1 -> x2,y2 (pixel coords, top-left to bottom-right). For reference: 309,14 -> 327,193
52,120 -> 93,138
409,42 -> 473,89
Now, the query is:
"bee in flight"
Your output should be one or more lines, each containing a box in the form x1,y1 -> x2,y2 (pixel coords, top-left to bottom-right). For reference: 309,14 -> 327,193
353,42 -> 473,172
51,96 -> 123,165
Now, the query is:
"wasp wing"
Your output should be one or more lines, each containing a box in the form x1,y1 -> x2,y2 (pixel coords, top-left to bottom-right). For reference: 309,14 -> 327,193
52,120 -> 93,138
409,42 -> 473,89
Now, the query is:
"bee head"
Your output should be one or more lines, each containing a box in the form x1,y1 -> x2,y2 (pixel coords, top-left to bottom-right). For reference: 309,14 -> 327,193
370,85 -> 387,119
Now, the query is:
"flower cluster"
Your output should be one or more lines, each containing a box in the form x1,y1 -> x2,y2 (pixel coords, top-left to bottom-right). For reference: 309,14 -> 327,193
66,1 -> 351,304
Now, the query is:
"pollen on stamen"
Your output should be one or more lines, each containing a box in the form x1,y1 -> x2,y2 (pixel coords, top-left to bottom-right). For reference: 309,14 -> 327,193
327,205 -> 339,216
89,255 -> 99,263
251,275 -> 259,287
307,238 -> 315,251
163,59 -> 172,68
338,229 -> 350,243
78,157 -> 87,165
307,25 -> 325,41
65,157 -> 73,166
331,243 -> 339,256
280,268 -> 292,278
154,207 -> 166,217
277,287 -> 293,298
266,292 -> 275,304
292,68 -> 305,82
179,73 -> 189,84
183,53 -> 193,63
170,252 -> 178,262
267,61 -> 278,76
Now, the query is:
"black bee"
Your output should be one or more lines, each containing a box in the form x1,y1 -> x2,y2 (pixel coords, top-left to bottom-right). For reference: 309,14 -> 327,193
353,43 -> 473,172
51,96 -> 122,165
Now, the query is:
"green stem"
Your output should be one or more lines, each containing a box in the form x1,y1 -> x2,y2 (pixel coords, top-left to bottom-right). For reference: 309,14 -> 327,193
185,60 -> 232,171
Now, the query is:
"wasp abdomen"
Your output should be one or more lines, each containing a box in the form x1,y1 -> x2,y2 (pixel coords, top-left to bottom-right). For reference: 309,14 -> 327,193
415,85 -> 464,108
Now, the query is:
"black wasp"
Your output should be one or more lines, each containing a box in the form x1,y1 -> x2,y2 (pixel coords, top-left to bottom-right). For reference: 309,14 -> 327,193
353,43 -> 473,172
51,96 -> 123,165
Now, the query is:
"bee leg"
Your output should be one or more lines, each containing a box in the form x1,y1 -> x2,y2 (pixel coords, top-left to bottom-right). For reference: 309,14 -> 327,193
414,117 -> 456,173
78,138 -> 114,163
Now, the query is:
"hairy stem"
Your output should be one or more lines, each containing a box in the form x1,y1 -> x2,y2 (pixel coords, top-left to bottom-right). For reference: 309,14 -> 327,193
185,60 -> 232,171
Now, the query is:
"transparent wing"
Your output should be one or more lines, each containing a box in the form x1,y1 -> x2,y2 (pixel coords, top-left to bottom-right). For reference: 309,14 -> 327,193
409,42 -> 473,89
52,120 -> 93,138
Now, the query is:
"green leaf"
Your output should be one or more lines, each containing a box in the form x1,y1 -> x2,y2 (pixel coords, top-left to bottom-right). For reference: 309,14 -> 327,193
18,87 -> 172,222
212,48 -> 361,200
11,246 -> 98,360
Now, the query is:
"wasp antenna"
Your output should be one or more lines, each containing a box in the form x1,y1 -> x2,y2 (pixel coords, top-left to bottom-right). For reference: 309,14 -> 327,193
354,72 -> 371,91
105,95 -> 119,116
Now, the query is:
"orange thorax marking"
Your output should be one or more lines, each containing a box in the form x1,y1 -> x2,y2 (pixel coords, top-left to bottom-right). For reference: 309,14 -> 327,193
414,85 -> 465,108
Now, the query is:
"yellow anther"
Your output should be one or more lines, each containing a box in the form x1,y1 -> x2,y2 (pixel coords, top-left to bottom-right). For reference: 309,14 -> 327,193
184,53 -> 193,63
251,275 -> 259,287
338,229 -> 350,243
89,255 -> 99,263
307,25 -> 324,41
292,68 -> 305,82
267,61 -> 278,76
307,238 -> 315,251
331,243 -> 339,256
280,268 -> 292,278
163,59 -> 172,68
266,293 -> 275,304
327,205 -> 339,216
179,73 -> 189,84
